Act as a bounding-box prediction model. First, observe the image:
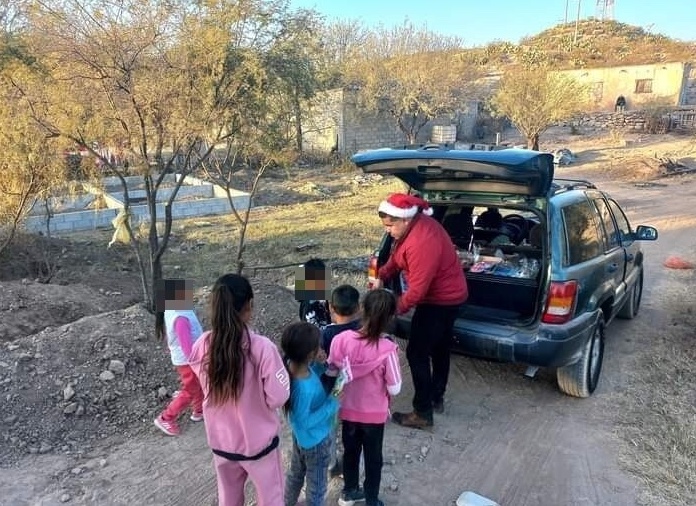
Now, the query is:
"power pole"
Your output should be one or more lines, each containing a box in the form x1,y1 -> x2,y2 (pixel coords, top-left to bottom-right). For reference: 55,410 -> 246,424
574,0 -> 582,45
565,0 -> 570,23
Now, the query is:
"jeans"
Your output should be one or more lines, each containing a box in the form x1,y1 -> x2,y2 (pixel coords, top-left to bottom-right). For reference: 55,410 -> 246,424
406,303 -> 459,416
342,420 -> 385,505
284,434 -> 332,506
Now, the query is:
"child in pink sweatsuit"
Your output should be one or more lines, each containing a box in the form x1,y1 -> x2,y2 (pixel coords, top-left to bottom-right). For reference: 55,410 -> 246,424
189,274 -> 290,506
328,289 -> 402,506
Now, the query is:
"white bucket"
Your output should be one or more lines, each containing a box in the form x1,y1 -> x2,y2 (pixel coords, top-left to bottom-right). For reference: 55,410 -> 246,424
456,491 -> 500,506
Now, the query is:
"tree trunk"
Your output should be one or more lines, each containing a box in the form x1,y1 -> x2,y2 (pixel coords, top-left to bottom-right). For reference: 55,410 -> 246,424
528,133 -> 540,151
150,255 -> 163,313
293,90 -> 303,153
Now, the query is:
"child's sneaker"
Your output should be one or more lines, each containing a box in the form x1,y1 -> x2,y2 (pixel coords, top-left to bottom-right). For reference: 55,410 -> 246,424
154,415 -> 180,436
338,489 -> 366,506
190,411 -> 204,422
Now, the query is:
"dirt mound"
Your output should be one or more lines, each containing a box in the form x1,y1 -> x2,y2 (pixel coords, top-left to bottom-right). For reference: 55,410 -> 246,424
0,281 -> 120,342
0,280 -> 298,468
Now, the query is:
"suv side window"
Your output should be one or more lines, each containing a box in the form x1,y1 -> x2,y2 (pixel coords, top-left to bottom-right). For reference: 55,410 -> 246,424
607,198 -> 632,243
592,197 -> 619,250
561,200 -> 603,266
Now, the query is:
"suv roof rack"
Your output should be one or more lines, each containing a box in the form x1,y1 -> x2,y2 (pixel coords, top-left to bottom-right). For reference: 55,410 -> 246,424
551,178 -> 597,194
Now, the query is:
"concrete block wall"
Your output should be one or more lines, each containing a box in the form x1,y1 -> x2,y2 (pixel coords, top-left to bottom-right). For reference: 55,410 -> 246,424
22,173 -> 250,236
24,207 -> 119,234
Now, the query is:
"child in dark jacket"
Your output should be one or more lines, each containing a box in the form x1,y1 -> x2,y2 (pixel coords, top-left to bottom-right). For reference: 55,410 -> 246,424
297,258 -> 331,330
320,284 -> 362,478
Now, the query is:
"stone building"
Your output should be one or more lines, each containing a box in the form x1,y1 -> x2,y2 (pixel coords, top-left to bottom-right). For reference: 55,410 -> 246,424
556,62 -> 696,111
301,88 -> 479,155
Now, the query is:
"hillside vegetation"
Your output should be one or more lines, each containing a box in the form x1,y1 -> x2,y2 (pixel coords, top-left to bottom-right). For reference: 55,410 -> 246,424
465,19 -> 696,70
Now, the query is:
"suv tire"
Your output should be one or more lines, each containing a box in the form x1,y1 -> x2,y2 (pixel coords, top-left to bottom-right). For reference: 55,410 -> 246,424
556,314 -> 605,398
617,268 -> 643,320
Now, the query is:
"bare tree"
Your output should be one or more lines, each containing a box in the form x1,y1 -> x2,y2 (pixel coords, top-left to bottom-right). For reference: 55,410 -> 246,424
490,66 -> 590,151
346,21 -> 484,144
200,145 -> 276,275
14,0 -> 281,311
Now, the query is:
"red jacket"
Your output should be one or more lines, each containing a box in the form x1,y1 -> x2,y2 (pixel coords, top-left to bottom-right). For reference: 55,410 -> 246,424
378,213 -> 468,314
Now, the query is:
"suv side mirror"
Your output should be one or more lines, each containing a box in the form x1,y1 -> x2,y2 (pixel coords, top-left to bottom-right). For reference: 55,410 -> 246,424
635,225 -> 658,241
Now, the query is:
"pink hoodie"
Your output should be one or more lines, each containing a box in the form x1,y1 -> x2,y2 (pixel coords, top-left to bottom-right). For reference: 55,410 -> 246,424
189,329 -> 290,455
328,330 -> 402,424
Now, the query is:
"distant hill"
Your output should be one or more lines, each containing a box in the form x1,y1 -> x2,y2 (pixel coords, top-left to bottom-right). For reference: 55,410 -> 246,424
465,19 -> 696,70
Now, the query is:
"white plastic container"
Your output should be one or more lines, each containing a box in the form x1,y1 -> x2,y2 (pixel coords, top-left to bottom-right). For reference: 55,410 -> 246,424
432,124 -> 457,143
456,491 -> 500,506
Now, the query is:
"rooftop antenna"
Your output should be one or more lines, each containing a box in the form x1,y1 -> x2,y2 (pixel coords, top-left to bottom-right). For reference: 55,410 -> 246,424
596,0 -> 615,21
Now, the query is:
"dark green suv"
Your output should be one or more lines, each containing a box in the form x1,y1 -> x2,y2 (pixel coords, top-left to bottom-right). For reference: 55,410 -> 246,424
355,145 -> 658,398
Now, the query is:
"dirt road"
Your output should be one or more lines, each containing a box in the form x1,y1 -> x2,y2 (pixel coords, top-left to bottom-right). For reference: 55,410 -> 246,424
1,173 -> 694,506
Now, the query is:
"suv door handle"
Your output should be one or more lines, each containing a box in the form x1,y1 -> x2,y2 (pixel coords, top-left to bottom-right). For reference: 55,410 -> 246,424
607,263 -> 619,273
626,253 -> 635,263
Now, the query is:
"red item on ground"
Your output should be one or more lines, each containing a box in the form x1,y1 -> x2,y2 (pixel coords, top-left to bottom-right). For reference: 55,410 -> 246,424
663,256 -> 695,270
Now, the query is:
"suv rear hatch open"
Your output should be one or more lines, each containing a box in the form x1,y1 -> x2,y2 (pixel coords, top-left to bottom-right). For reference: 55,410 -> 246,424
355,146 -> 555,326
352,146 -> 555,197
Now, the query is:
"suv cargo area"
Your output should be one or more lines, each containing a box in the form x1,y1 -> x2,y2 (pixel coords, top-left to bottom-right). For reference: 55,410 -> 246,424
375,203 -> 548,325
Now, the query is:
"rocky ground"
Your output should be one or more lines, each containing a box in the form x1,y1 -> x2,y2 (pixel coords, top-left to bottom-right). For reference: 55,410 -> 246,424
0,130 -> 694,506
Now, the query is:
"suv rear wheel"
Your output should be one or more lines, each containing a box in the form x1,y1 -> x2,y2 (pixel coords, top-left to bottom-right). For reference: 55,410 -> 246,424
556,313 -> 605,398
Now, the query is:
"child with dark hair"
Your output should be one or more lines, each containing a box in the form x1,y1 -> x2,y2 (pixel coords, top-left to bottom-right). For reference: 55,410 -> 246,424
328,289 -> 403,506
189,273 -> 290,506
281,322 -> 340,506
321,284 -> 362,355
153,279 -> 204,436
319,284 -> 362,478
297,258 -> 331,330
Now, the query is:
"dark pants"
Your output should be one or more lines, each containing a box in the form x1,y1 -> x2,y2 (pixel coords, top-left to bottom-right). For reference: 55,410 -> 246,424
342,420 -> 384,504
407,303 -> 459,416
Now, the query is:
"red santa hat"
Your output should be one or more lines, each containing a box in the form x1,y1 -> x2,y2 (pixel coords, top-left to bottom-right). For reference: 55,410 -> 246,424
378,193 -> 433,219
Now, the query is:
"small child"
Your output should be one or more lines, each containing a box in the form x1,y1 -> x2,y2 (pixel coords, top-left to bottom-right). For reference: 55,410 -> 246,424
281,322 -> 340,506
189,274 -> 290,506
297,258 -> 331,330
328,289 -> 402,506
320,284 -> 362,478
153,279 -> 204,436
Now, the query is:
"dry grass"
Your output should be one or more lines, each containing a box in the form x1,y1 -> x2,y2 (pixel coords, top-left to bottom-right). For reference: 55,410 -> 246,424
164,178 -> 404,287
614,277 -> 696,506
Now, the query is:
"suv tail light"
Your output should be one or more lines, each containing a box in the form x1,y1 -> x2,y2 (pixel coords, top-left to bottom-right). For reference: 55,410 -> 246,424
542,280 -> 578,324
367,255 -> 378,289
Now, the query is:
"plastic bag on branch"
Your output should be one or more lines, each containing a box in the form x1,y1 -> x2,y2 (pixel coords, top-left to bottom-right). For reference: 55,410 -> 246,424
108,208 -> 132,248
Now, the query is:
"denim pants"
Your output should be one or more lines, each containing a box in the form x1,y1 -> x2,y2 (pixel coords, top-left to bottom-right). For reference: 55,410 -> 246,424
407,303 -> 459,415
284,434 -> 332,506
342,420 -> 385,505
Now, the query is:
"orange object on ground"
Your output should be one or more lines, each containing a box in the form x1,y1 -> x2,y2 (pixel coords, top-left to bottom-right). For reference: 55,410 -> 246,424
664,256 -> 695,269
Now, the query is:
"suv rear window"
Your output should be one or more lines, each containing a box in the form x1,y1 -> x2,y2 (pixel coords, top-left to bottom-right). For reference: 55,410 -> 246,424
561,200 -> 603,266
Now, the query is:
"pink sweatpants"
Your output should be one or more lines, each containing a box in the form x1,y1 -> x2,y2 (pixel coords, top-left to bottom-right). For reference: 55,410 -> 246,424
212,448 -> 284,506
161,365 -> 203,421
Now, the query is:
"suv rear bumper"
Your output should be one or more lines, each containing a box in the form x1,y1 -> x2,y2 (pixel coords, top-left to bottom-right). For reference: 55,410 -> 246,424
392,309 -> 601,368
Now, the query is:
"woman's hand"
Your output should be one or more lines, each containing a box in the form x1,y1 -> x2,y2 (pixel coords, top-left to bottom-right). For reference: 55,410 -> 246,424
370,278 -> 384,290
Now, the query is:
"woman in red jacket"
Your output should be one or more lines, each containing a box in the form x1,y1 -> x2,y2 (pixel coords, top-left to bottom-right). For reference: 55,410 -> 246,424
372,193 -> 468,428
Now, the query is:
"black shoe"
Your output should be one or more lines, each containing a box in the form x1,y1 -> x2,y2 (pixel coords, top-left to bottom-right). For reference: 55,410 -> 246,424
338,488 -> 366,506
366,500 -> 384,506
433,398 -> 444,414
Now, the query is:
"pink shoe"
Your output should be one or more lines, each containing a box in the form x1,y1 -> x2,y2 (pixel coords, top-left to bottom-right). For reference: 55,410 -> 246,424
190,411 -> 204,422
154,415 -> 180,436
